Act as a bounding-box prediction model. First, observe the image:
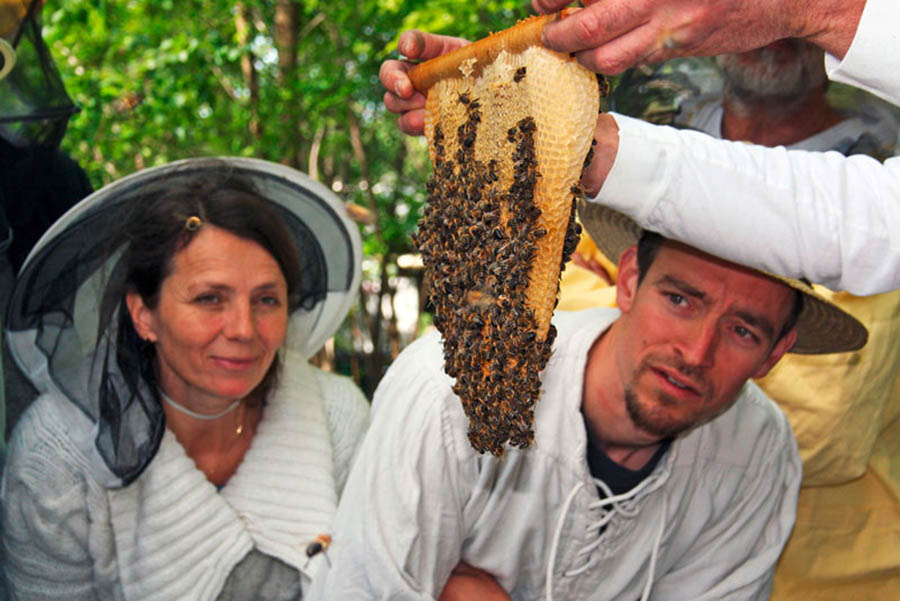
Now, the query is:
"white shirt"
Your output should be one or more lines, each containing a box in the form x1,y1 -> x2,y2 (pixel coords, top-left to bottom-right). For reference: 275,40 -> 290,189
594,0 -> 900,296
309,310 -> 801,601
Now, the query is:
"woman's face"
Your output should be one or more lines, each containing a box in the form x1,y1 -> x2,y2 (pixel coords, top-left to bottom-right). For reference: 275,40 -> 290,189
127,225 -> 289,409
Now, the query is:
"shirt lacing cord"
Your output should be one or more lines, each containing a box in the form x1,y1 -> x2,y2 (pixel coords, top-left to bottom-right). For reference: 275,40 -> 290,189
544,473 -> 670,601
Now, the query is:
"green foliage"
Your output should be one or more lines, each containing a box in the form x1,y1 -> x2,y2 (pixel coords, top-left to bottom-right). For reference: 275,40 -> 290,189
45,0 -> 531,180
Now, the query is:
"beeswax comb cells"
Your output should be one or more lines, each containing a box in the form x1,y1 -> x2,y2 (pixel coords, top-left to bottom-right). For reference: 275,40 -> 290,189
410,12 -> 603,454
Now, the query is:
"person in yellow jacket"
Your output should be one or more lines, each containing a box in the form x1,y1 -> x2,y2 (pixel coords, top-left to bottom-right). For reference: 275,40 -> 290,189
561,45 -> 900,599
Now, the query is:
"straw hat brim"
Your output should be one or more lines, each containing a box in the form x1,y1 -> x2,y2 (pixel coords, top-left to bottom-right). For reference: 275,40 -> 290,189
577,199 -> 868,354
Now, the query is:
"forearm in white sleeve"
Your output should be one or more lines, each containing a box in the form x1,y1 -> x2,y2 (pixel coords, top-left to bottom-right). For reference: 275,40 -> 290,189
593,113 -> 900,296
824,0 -> 900,106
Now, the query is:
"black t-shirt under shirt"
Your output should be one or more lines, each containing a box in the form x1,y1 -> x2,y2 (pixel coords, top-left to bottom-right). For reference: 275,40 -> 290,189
584,416 -> 672,496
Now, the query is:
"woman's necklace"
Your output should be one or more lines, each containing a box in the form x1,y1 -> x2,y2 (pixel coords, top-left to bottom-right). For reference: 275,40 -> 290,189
160,390 -> 251,483
160,389 -> 241,421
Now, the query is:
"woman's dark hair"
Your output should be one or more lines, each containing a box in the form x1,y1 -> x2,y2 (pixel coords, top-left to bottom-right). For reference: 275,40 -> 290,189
103,161 -> 302,406
635,230 -> 802,343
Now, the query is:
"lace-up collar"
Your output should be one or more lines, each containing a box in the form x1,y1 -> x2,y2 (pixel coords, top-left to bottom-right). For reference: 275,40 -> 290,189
545,433 -> 677,601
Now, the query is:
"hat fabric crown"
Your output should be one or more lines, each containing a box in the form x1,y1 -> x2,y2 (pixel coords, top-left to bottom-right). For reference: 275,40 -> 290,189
577,199 -> 868,354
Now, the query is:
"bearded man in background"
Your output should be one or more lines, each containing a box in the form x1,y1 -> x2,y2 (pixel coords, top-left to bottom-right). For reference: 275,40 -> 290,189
696,39 -> 897,156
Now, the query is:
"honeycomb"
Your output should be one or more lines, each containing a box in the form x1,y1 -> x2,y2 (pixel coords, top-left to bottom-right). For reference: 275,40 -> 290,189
411,18 -> 601,454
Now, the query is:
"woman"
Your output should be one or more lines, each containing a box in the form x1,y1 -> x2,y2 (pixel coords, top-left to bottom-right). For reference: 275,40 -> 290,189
1,158 -> 369,600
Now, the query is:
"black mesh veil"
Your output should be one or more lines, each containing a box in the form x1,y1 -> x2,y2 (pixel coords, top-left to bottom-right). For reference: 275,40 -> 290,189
3,158 -> 361,486
0,0 -> 80,148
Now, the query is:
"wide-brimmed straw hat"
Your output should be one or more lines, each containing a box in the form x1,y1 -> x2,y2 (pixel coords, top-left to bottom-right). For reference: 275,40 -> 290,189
4,157 -> 361,485
577,199 -> 868,354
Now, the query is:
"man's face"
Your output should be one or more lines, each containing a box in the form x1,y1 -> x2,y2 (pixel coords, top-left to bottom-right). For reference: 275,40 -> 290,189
611,241 -> 797,440
715,39 -> 826,102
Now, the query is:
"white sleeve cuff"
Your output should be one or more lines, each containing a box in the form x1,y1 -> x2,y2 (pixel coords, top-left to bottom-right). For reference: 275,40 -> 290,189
824,0 -> 900,106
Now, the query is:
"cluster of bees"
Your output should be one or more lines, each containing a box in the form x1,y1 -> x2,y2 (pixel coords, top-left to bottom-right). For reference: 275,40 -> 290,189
414,81 -> 583,455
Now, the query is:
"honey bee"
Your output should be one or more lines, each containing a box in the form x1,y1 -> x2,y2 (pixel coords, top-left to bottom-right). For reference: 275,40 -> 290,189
417,103 -> 563,456
305,533 -> 332,567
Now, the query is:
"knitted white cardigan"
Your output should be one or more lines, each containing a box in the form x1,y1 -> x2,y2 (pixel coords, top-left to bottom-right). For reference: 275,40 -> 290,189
1,351 -> 369,601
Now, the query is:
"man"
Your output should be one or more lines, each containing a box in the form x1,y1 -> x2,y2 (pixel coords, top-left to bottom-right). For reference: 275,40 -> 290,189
559,43 -> 900,600
385,0 -> 900,294
691,41 -> 897,158
309,204 -> 867,600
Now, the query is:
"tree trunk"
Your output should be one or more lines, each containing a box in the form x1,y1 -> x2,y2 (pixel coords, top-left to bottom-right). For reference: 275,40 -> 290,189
308,124 -> 325,181
234,3 -> 261,138
348,105 -> 393,391
274,0 -> 301,167
347,108 -> 381,236
387,284 -> 401,359
274,0 -> 298,82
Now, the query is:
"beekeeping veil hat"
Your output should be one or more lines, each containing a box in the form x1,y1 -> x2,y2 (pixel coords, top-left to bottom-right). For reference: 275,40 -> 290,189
577,200 -> 868,355
0,0 -> 79,147
4,157 -> 361,486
